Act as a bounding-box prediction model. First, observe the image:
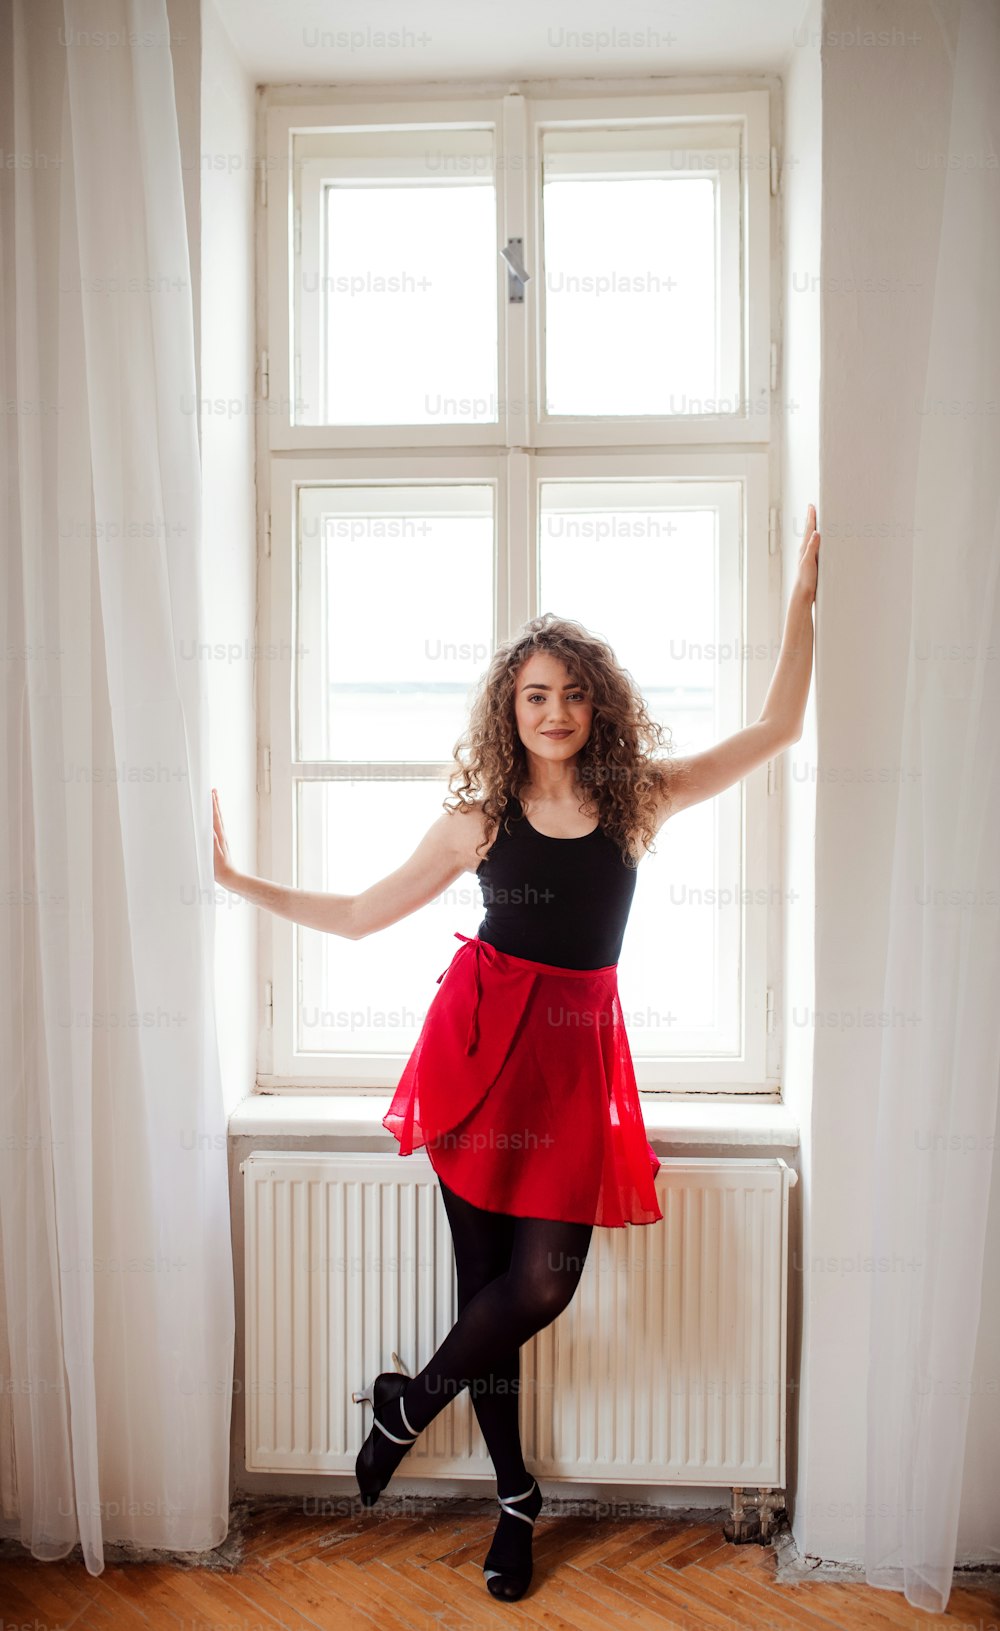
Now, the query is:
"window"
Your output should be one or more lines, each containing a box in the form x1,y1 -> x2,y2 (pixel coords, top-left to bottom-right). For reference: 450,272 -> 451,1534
539,125 -> 742,417
292,125 -> 499,425
260,84 -> 775,1092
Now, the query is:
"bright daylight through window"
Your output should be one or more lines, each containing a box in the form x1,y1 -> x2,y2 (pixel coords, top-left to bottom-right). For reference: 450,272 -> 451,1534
262,89 -> 773,1089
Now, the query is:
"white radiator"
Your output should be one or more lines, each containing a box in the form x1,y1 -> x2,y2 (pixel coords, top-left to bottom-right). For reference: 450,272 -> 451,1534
240,1150 -> 796,1494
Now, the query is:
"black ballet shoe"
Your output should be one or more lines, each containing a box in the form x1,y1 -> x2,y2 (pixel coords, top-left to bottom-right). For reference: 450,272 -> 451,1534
482,1477 -> 543,1601
352,1352 -> 419,1507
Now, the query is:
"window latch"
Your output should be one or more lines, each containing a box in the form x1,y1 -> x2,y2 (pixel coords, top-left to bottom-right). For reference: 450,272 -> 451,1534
500,238 -> 530,303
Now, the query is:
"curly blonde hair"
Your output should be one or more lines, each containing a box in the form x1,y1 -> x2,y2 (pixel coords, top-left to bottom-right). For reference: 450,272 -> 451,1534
443,613 -> 692,867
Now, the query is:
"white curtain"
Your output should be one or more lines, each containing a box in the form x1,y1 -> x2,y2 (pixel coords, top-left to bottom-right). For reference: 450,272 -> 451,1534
865,0 -> 1000,1613
0,0 -> 234,1575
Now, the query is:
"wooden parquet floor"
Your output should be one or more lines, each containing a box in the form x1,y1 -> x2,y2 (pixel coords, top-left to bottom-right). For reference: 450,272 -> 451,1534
1,1502 -> 998,1631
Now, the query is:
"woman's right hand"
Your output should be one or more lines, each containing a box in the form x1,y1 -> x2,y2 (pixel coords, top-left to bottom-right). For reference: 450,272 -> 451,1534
212,788 -> 237,885
794,502 -> 821,605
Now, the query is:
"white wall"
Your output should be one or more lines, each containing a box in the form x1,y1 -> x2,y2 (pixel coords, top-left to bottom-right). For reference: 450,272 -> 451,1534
199,0 -> 258,1118
796,0 -> 999,1564
778,0 -> 821,1546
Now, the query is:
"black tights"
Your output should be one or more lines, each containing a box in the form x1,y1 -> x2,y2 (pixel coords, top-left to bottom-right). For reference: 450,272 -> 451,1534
400,1178 -> 594,1492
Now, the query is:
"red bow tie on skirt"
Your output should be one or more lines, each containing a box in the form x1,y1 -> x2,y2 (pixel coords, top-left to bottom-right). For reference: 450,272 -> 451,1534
437,931 -> 497,1055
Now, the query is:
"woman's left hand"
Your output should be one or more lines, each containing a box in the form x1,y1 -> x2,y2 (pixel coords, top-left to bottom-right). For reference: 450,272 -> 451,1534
796,503 -> 821,603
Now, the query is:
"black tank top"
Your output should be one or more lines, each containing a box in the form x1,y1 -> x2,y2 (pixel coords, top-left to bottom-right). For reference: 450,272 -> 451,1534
475,795 -> 638,969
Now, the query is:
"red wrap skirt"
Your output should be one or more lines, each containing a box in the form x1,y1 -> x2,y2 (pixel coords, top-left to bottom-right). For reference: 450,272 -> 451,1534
382,931 -> 663,1228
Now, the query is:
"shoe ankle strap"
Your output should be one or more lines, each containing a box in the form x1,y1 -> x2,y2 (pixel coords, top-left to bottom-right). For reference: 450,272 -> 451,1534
497,1479 -> 538,1522
374,1415 -> 415,1446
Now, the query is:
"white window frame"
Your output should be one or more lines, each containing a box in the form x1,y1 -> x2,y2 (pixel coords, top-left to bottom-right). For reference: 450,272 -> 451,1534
527,92 -> 770,445
536,124 -> 743,425
266,97 -> 512,449
295,145 -> 497,429
260,449 -> 774,1091
263,452 -> 512,1086
264,87 -> 771,450
257,79 -> 780,1097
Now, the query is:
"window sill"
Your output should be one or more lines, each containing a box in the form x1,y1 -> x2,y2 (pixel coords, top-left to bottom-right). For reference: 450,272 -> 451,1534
228,1091 -> 800,1150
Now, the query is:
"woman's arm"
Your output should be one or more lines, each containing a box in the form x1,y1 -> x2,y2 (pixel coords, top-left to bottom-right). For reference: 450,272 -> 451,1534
212,788 -> 475,940
661,505 -> 820,822
756,502 -> 820,741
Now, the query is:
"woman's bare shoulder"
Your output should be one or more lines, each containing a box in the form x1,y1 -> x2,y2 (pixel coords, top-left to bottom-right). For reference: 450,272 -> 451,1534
443,799 -> 498,872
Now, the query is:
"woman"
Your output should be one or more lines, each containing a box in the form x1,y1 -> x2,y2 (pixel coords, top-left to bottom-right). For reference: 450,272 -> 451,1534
212,504 -> 820,1602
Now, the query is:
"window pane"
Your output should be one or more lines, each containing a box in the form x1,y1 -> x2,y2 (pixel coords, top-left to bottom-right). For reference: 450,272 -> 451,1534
539,480 -> 743,1056
541,126 -> 741,417
297,484 -> 494,762
296,779 -> 485,1055
293,127 -> 499,425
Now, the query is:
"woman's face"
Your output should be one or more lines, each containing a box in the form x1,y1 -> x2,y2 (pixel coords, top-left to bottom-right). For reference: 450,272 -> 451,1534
513,650 -> 593,769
